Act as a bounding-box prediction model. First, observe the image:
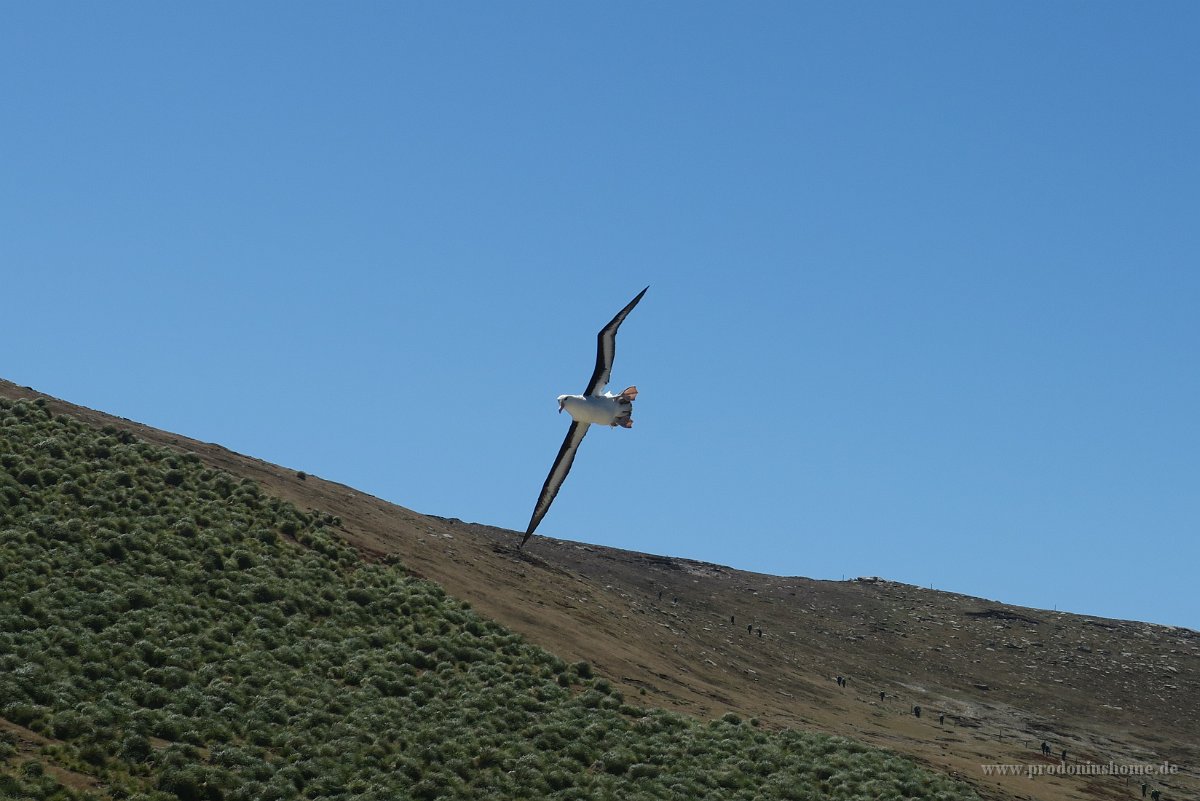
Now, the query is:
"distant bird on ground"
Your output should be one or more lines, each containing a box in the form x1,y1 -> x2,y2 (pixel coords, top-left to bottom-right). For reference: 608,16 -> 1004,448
521,286 -> 648,547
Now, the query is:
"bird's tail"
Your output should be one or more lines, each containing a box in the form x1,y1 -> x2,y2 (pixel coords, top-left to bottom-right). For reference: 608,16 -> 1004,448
613,386 -> 637,428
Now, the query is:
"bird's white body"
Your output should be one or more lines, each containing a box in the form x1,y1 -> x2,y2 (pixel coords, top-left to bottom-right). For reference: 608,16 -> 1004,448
558,393 -> 625,426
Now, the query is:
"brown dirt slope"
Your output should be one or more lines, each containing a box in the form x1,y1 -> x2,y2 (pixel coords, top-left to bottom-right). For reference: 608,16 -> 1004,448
3,378 -> 1197,801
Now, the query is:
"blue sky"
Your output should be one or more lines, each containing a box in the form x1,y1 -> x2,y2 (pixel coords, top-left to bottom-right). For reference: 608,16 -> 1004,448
3,3 -> 1197,629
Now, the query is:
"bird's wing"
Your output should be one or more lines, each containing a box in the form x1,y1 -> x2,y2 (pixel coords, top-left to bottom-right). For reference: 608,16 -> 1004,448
584,286 -> 648,396
522,421 -> 590,546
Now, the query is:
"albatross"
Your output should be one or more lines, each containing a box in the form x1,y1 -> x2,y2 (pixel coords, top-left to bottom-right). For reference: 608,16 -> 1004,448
521,286 -> 648,547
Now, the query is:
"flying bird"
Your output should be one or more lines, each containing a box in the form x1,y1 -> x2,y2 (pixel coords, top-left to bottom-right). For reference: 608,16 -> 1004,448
521,286 -> 648,547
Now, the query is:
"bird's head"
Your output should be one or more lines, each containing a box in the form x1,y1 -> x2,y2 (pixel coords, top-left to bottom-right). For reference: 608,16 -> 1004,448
556,395 -> 567,413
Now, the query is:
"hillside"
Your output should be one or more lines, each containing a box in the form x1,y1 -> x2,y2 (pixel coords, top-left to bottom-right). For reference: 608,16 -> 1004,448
2,379 -> 1196,801
0,388 -> 975,800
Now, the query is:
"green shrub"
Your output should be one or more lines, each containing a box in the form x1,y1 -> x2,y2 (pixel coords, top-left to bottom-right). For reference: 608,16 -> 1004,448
79,742 -> 108,767
121,733 -> 153,762
49,710 -> 89,740
3,703 -> 44,726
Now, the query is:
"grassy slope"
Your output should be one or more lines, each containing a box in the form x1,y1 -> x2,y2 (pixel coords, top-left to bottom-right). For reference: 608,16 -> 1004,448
0,396 -> 978,801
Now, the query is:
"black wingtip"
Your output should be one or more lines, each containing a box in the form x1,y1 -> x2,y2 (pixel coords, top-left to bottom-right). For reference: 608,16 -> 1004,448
623,286 -> 649,308
628,285 -> 649,310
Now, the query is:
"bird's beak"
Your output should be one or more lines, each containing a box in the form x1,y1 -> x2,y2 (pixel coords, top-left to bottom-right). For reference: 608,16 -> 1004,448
557,401 -> 564,413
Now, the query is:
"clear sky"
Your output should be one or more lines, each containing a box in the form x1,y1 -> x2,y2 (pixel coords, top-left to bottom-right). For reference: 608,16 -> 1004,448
3,3 -> 1197,630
